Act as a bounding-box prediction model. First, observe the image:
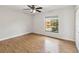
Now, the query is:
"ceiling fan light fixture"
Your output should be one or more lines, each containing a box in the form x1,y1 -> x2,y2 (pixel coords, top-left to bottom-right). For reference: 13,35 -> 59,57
30,9 -> 36,13
33,9 -> 36,13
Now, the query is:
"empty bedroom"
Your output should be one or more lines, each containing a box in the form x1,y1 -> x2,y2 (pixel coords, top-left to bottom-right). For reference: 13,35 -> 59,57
0,5 -> 78,53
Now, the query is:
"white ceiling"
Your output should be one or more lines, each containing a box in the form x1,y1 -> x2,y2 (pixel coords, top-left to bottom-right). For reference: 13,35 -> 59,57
0,5 -> 74,14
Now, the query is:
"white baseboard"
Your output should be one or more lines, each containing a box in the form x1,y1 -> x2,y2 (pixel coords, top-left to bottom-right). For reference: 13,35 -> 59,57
33,32 -> 75,42
0,32 -> 31,41
0,32 -> 75,42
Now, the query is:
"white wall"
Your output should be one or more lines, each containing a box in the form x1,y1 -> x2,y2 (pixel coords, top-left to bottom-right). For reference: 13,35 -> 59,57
76,6 -> 79,51
33,6 -> 75,41
0,7 -> 32,41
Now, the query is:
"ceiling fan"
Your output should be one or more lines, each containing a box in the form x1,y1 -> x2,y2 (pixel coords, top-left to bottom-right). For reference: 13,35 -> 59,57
24,5 -> 42,13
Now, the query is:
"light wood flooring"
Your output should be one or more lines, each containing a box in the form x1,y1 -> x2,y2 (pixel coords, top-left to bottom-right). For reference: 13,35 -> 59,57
0,33 -> 77,53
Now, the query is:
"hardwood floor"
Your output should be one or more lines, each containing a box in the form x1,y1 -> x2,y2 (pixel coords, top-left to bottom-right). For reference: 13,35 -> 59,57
0,33 -> 77,53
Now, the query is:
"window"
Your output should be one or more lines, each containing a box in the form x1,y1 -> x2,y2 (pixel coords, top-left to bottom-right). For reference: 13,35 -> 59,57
45,16 -> 59,33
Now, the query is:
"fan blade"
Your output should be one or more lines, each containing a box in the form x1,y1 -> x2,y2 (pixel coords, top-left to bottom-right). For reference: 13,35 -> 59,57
27,5 -> 32,8
36,10 -> 41,12
36,7 -> 42,9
